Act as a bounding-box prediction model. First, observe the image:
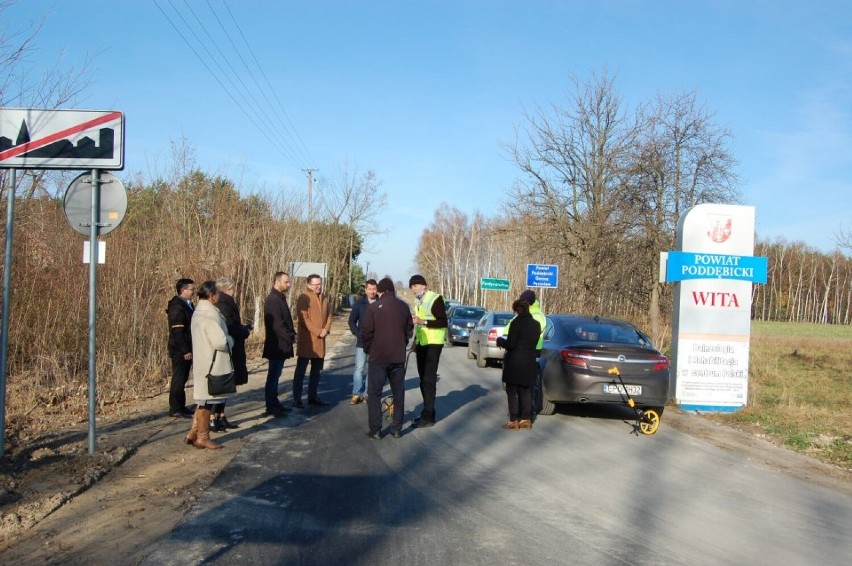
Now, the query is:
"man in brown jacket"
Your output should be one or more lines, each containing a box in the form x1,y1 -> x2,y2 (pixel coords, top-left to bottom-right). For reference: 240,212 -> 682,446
292,273 -> 332,408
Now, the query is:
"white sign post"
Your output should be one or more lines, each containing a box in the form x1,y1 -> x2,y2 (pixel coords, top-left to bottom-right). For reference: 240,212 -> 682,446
663,204 -> 768,412
0,107 -> 126,456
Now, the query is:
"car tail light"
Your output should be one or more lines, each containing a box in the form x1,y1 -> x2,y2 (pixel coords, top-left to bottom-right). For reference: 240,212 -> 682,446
560,349 -> 590,369
649,355 -> 669,372
487,329 -> 499,343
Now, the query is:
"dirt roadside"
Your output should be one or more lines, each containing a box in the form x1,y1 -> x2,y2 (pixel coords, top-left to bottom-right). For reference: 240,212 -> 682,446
0,317 -> 850,564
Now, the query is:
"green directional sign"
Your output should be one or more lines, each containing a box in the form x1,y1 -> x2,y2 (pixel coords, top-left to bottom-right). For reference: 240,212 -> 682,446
481,277 -> 510,291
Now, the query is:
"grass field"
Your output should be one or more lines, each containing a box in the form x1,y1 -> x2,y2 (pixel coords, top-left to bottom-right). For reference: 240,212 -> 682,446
706,321 -> 852,469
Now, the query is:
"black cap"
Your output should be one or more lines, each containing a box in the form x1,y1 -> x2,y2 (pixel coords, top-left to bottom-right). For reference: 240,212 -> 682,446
519,290 -> 536,304
408,274 -> 427,287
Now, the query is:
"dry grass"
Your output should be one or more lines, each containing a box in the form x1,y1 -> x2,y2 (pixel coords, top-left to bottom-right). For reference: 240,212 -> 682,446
708,321 -> 852,468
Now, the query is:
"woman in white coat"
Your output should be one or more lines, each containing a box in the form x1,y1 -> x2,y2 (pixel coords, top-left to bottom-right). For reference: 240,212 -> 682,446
185,280 -> 234,449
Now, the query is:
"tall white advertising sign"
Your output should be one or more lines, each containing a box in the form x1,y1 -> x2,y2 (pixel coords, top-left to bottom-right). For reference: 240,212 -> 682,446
665,204 -> 767,412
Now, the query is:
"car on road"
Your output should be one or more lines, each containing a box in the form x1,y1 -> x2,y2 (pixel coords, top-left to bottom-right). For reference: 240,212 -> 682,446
467,310 -> 514,367
446,305 -> 486,346
536,314 -> 669,416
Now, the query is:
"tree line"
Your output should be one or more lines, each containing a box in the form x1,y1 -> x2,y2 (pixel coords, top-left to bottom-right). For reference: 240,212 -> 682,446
414,73 -> 851,352
0,155 -> 384,424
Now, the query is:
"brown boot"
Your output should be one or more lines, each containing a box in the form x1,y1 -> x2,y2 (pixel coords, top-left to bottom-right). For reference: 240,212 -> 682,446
184,408 -> 199,445
193,407 -> 222,450
518,419 -> 533,430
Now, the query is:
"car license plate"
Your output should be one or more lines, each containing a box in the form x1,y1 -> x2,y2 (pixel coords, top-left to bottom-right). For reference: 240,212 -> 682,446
603,383 -> 642,396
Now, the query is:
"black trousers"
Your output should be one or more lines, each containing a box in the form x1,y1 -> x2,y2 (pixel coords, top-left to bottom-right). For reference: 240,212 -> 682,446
293,356 -> 324,401
367,362 -> 405,433
415,344 -> 443,422
506,383 -> 531,421
169,354 -> 192,413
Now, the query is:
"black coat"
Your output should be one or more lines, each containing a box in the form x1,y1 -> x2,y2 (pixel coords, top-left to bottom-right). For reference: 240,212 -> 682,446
215,292 -> 251,385
166,295 -> 193,357
262,288 -> 296,360
347,295 -> 373,348
496,312 -> 540,386
361,292 -> 413,364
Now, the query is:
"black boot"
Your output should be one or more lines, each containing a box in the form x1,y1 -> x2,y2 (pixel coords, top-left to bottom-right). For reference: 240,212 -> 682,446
221,415 -> 239,429
209,417 -> 225,433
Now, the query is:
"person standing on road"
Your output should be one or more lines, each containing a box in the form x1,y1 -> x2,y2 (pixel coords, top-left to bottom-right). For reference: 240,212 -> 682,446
212,276 -> 252,431
505,289 -> 546,354
362,277 -> 414,439
262,272 -> 296,417
496,299 -> 540,430
348,279 -> 378,405
167,278 -> 196,418
408,274 -> 448,428
506,289 -> 547,419
293,274 -> 332,408
185,280 -> 233,450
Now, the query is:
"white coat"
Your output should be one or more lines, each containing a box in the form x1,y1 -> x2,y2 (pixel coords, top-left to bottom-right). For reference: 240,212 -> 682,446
190,299 -> 235,402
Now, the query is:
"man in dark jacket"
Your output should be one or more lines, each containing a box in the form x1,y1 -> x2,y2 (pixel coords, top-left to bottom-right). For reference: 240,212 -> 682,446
362,278 -> 414,439
347,278 -> 377,404
262,272 -> 295,417
167,278 -> 195,417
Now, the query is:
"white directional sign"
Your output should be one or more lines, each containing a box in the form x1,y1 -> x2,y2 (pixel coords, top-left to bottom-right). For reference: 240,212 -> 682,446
0,108 -> 125,170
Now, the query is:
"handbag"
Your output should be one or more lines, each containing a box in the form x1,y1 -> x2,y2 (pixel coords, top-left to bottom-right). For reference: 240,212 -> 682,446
206,349 -> 236,395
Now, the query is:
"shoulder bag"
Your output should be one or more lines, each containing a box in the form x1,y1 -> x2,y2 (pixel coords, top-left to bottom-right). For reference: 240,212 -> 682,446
206,349 -> 236,396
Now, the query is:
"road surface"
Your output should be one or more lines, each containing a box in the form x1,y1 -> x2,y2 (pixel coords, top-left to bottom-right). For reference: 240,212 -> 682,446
141,336 -> 851,565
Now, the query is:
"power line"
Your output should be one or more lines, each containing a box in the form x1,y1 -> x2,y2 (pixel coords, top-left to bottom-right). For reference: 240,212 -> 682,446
151,0 -> 315,172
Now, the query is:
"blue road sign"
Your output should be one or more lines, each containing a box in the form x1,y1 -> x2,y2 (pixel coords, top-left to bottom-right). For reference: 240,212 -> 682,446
526,264 -> 558,288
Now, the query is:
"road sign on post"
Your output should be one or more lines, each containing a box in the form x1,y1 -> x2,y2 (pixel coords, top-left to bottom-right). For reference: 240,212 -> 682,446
481,278 -> 510,291
0,108 -> 125,170
526,264 -> 558,288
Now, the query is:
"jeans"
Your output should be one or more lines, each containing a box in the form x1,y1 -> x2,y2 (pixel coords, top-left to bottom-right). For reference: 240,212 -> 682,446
352,346 -> 367,396
367,362 -> 405,433
293,356 -> 324,401
265,357 -> 285,411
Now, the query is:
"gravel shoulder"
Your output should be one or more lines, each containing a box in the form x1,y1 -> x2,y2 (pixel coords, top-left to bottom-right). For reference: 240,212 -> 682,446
1,316 -> 849,564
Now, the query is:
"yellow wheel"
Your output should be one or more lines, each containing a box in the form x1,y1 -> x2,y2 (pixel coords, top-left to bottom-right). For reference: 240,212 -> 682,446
639,409 -> 660,435
382,398 -> 394,419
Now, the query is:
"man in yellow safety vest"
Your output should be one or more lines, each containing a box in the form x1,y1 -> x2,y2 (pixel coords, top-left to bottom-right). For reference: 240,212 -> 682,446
408,274 -> 448,428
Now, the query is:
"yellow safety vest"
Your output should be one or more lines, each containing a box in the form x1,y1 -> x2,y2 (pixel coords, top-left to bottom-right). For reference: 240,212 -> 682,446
414,290 -> 447,345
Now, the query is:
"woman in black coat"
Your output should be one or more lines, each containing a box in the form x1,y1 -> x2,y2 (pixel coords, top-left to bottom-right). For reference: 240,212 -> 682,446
496,299 -> 541,430
213,277 -> 252,431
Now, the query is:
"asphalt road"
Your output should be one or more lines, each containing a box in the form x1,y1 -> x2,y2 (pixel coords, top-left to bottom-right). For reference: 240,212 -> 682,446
142,336 -> 851,565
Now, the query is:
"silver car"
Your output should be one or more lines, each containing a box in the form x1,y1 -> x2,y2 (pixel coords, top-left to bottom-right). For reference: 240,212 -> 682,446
467,310 -> 514,368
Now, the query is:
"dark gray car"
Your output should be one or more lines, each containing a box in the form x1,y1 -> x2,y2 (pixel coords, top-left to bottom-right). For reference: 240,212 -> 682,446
446,306 -> 486,346
536,314 -> 670,415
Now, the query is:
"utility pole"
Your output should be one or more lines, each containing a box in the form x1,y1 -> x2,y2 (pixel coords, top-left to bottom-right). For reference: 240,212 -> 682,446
303,168 -> 317,259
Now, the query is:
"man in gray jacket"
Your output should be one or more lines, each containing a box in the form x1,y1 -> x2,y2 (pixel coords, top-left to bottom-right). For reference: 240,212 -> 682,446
361,278 -> 413,439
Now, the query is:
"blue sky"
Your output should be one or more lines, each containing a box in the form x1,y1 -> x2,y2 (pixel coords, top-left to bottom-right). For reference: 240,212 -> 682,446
7,0 -> 852,280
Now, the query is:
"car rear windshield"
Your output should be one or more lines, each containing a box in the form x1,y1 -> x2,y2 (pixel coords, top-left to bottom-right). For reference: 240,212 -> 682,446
561,321 -> 648,346
455,308 -> 485,319
492,314 -> 514,326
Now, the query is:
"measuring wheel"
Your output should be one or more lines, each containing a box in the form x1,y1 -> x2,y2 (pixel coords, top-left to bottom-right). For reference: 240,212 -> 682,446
638,408 -> 661,435
382,397 -> 395,420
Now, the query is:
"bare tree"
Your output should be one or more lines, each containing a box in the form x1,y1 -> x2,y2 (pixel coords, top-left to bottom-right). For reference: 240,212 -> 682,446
506,70 -> 639,308
630,91 -> 739,342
